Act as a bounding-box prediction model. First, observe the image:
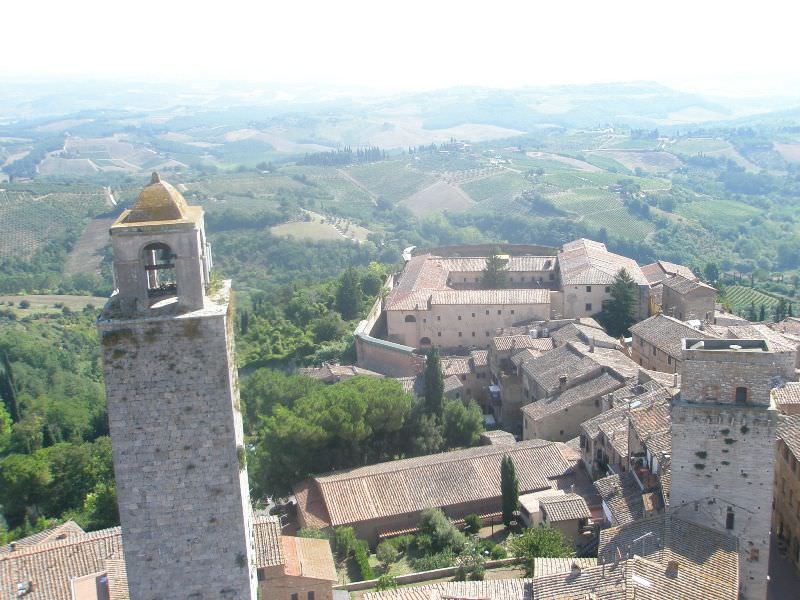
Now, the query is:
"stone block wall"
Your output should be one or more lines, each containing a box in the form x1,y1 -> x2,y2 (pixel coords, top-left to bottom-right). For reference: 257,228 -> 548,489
671,401 -> 778,600
99,294 -> 257,600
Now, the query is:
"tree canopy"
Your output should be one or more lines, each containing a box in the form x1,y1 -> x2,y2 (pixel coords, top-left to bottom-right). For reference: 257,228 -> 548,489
480,247 -> 509,289
599,268 -> 638,337
509,526 -> 573,577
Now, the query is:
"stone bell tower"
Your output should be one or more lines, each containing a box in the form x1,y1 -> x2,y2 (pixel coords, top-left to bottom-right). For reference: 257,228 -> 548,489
98,173 -> 257,600
671,338 -> 793,600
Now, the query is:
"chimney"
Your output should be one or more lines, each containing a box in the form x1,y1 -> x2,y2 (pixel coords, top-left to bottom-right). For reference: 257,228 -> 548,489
559,374 -> 568,387
589,337 -> 595,353
666,560 -> 679,578
9,542 -> 16,552
673,373 -> 678,387
571,562 -> 582,577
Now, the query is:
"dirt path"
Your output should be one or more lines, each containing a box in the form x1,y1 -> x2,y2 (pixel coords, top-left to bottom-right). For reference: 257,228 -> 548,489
64,217 -> 115,276
337,169 -> 378,205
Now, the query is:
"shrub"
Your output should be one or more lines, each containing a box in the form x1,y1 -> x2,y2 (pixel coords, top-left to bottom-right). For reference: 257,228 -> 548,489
376,540 -> 400,570
411,550 -> 455,571
376,573 -> 398,591
354,540 -> 374,580
491,545 -> 507,559
417,507 -> 467,554
298,528 -> 329,539
388,534 -> 414,553
455,543 -> 487,581
333,526 -> 358,561
509,526 -> 572,577
18,300 -> 30,309
464,514 -> 481,535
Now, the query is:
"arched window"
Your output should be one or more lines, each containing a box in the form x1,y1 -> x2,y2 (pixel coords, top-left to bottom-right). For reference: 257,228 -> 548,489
419,337 -> 432,346
735,387 -> 748,404
404,315 -> 417,323
142,243 -> 177,298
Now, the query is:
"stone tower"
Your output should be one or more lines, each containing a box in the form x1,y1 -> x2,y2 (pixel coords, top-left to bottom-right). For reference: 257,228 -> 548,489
98,173 -> 257,600
671,338 -> 792,600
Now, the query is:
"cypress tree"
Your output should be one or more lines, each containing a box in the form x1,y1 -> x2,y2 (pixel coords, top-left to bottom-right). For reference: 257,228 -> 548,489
0,351 -> 19,422
336,267 -> 363,320
501,455 -> 519,527
423,348 -> 444,418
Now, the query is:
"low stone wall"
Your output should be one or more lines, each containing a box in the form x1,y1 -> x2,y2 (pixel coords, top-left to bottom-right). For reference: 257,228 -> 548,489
333,557 -> 521,592
355,274 -> 425,377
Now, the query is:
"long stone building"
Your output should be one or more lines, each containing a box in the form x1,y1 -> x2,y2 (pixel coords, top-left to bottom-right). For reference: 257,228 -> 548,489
356,239 -> 664,375
293,439 -> 581,546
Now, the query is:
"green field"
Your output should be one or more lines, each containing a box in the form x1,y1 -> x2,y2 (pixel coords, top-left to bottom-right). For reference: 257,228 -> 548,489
677,199 -> 761,229
0,189 -> 106,259
722,285 -> 781,313
346,160 -> 435,202
461,171 -> 530,202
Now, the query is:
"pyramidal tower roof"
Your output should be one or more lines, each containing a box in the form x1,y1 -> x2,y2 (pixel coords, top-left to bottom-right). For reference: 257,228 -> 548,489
123,172 -> 190,223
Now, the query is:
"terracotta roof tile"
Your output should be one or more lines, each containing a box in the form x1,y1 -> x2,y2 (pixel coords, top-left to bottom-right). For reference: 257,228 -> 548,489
629,314 -> 716,358
294,440 -> 577,528
540,493 -> 591,521
253,515 -> 285,568
558,239 -> 648,286
0,527 -> 126,600
594,473 -> 645,526
521,372 -> 625,421
662,274 -> 716,295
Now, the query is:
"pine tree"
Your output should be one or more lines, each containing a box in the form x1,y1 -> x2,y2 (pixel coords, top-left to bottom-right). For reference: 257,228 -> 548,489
501,455 -> 519,527
423,348 -> 444,418
602,269 -> 638,337
480,247 -> 509,289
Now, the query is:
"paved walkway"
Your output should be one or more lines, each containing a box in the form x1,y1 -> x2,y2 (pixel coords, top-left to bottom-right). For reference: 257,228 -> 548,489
768,533 -> 800,599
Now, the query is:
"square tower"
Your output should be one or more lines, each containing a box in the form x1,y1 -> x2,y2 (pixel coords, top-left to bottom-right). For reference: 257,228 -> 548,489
98,173 -> 257,600
671,338 -> 792,600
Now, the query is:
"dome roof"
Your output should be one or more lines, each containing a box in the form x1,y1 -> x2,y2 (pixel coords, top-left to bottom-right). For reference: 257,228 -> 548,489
123,172 -> 190,223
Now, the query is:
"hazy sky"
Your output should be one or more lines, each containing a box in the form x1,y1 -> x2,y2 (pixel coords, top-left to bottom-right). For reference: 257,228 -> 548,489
4,1 -> 799,96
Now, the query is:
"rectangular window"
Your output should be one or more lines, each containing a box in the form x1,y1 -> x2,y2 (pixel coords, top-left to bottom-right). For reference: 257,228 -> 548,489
510,309 -> 515,315
437,316 -> 441,321
458,315 -> 462,320
459,332 -> 463,337
472,312 -> 476,317
472,332 -> 476,337
497,310 -> 502,315
667,356 -> 672,364
423,318 -> 427,323
308,593 -> 315,600
486,310 -> 490,315
257,569 -> 265,581
437,332 -> 442,337
652,346 -> 657,356
292,595 -> 299,600
586,286 -> 592,292
605,286 -> 611,293
485,331 -> 490,336
585,303 -> 592,312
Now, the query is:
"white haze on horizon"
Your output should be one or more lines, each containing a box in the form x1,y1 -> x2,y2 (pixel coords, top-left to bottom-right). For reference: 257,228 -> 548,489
3,0 -> 800,99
